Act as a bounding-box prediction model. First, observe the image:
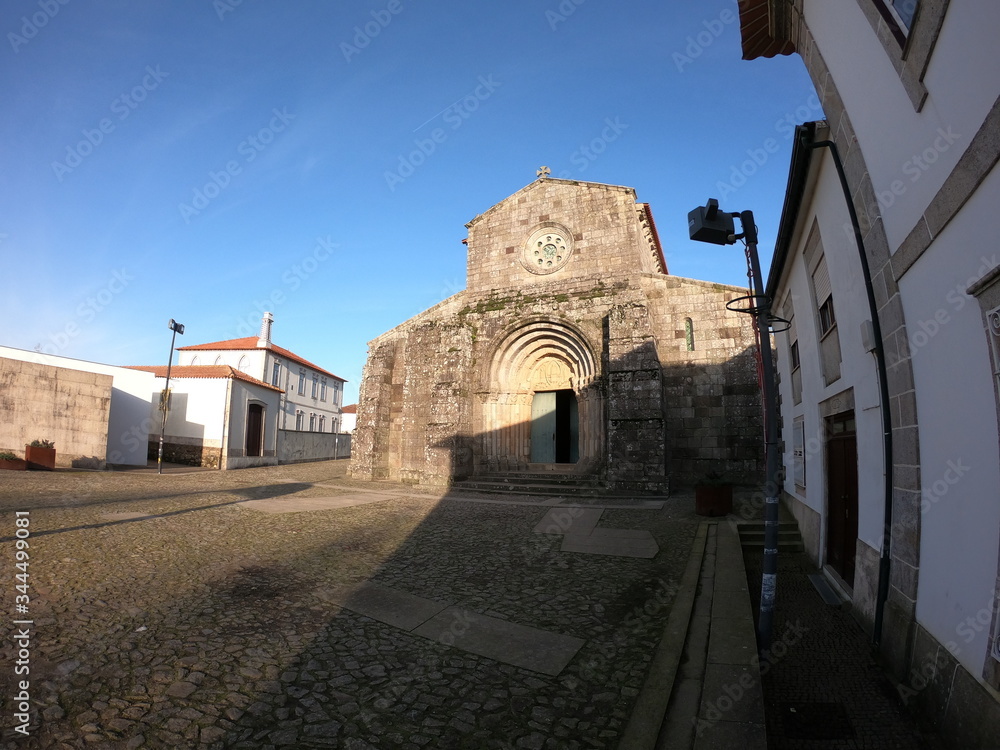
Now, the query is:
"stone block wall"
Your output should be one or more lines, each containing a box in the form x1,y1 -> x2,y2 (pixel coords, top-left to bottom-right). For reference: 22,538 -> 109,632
0,357 -> 112,468
350,339 -> 397,480
146,437 -> 221,468
350,273 -> 764,488
640,275 -> 765,485
350,300 -> 474,485
466,180 -> 664,296
606,303 -> 667,490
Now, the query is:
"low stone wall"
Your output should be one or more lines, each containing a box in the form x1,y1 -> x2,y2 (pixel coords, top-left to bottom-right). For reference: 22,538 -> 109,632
277,431 -> 351,464
0,357 -> 112,468
146,438 -> 222,468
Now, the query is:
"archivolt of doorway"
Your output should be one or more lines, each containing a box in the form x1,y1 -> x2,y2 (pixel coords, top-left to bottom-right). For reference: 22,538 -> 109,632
476,319 -> 603,475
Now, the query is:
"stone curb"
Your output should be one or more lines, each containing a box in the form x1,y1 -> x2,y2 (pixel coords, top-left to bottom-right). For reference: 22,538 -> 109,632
619,521 -> 709,748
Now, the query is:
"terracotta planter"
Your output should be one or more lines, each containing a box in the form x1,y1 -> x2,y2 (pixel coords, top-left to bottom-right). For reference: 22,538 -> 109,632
25,445 -> 56,471
0,458 -> 27,471
695,484 -> 733,516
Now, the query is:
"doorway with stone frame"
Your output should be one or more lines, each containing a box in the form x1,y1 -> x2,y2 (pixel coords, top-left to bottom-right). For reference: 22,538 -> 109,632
825,410 -> 858,588
479,320 -> 600,476
245,402 -> 265,458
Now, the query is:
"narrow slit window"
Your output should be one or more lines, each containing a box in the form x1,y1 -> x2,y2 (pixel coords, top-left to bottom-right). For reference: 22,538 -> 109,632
684,317 -> 695,351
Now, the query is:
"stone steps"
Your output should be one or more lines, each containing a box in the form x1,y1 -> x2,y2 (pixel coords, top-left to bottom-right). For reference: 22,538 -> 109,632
471,472 -> 605,486
452,472 -> 672,499
451,478 -> 609,497
736,521 -> 805,553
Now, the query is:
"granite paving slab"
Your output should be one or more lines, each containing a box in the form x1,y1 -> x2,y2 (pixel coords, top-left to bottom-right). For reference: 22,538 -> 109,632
334,581 -> 450,631
561,528 -> 660,558
532,507 -> 603,535
412,606 -> 586,677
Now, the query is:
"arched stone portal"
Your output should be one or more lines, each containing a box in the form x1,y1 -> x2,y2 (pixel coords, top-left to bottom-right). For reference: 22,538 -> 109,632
477,321 -> 602,475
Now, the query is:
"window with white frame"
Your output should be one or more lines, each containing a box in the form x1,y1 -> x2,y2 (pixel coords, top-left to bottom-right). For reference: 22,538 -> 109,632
859,0 -> 945,112
793,417 -> 805,489
782,295 -> 802,406
311,374 -> 319,399
320,378 -> 327,401
813,255 -> 836,337
298,369 -> 306,395
309,413 -> 316,431
272,360 -> 281,387
806,235 -> 842,385
319,415 -> 326,432
295,410 -> 303,430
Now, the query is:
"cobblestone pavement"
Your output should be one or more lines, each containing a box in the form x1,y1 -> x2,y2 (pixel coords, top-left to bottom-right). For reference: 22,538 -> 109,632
0,462 -> 699,749
742,543 -> 945,750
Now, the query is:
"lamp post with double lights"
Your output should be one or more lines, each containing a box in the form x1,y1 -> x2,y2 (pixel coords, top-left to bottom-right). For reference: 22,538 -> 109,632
157,318 -> 185,475
688,199 -> 783,654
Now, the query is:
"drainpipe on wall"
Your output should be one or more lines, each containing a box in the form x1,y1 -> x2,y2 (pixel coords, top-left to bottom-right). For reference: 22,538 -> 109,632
803,131 -> 895,648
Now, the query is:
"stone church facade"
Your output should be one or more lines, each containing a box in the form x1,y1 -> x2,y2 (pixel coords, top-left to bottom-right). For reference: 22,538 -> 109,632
350,177 -> 764,491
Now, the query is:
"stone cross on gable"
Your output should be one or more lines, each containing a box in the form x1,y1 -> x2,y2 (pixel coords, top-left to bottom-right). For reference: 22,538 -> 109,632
536,165 -> 551,178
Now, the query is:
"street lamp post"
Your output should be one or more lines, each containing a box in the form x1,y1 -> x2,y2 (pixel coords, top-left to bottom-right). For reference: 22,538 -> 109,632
688,200 -> 782,654
157,319 -> 185,475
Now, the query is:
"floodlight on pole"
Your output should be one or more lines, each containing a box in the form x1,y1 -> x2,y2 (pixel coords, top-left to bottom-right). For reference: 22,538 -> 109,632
157,319 -> 185,475
688,199 -> 782,655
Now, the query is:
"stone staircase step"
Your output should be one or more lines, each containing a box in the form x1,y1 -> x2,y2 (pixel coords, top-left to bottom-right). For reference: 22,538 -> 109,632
470,473 -> 605,486
736,521 -> 805,553
451,481 -> 609,497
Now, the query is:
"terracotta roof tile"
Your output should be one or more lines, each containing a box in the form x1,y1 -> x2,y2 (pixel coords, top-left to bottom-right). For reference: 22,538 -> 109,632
341,404 -> 357,414
176,336 -> 346,381
126,365 -> 284,392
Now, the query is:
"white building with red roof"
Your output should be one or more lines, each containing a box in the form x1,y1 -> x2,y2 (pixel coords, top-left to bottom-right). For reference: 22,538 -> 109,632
128,362 -> 283,469
176,312 -> 346,435
128,313 -> 347,469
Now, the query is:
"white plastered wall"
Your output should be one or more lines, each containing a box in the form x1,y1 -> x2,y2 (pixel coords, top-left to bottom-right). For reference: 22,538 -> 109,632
899,165 -> 1000,677
773,153 -> 886,568
804,0 -> 1000,251
149,377 -> 228,443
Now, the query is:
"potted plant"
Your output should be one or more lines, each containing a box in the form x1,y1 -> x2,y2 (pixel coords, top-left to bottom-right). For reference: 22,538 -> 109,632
25,439 -> 56,471
695,470 -> 733,516
0,451 -> 27,471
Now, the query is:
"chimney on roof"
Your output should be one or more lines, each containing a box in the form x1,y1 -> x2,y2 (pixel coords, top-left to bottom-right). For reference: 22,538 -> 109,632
257,312 -> 274,348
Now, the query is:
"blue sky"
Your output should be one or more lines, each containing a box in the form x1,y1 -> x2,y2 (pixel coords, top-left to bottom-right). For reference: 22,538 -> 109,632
1,0 -> 820,403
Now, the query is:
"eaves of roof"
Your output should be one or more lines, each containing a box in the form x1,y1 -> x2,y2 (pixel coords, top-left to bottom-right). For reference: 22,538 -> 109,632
766,121 -> 818,301
175,337 -> 346,381
126,364 -> 285,393
738,0 -> 797,60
